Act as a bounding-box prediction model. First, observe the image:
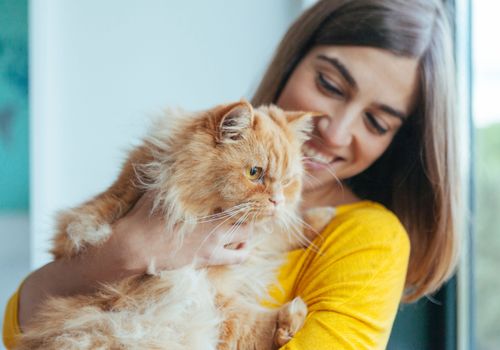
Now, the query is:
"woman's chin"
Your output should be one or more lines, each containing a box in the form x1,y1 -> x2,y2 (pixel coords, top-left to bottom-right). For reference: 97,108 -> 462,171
302,160 -> 344,192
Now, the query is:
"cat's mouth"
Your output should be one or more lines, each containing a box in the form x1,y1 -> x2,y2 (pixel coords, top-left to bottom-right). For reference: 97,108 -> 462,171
302,143 -> 345,165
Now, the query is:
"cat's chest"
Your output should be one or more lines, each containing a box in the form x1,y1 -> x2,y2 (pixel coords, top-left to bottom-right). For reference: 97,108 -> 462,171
207,234 -> 286,300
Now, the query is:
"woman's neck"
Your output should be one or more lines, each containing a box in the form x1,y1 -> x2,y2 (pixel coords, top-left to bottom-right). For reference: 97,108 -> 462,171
300,181 -> 361,212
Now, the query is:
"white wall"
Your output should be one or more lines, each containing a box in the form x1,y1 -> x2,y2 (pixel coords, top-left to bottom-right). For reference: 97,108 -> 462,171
30,0 -> 304,268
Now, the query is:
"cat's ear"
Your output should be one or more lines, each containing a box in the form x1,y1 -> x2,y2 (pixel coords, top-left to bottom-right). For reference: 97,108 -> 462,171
217,100 -> 254,143
285,111 -> 321,143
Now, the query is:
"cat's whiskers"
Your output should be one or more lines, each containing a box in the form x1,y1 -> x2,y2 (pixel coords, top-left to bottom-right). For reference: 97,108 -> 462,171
193,208 -> 251,258
302,173 -> 323,188
192,203 -> 252,223
282,210 -> 321,254
249,212 -> 258,239
301,156 -> 344,190
207,209 -> 252,261
223,209 -> 251,238
195,203 -> 250,218
321,165 -> 343,190
303,169 -> 344,197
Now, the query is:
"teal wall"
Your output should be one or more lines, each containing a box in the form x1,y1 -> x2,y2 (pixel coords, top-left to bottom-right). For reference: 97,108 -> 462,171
0,0 -> 29,211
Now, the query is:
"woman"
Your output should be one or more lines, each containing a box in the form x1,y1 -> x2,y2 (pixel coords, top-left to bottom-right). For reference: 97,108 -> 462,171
3,0 -> 459,348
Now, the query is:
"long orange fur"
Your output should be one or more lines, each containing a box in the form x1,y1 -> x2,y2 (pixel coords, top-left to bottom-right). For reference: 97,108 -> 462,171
17,101 -> 333,350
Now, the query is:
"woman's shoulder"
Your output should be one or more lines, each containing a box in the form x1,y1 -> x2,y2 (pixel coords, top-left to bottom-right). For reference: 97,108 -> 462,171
334,200 -> 402,224
315,200 -> 410,260
271,201 -> 410,307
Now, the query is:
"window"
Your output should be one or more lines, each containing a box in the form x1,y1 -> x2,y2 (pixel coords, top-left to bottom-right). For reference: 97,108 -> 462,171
473,1 -> 500,349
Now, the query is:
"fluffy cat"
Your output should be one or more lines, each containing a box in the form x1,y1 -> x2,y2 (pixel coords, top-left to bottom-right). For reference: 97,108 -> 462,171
17,101 -> 334,350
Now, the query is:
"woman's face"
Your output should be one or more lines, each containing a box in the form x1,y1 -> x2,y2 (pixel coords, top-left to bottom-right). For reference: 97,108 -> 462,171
277,46 -> 420,192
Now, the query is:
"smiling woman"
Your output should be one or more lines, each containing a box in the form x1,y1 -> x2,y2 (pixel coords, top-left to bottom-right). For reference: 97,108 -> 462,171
277,46 -> 419,185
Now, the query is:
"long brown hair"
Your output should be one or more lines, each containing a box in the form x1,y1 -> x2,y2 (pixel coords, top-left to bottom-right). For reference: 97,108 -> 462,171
252,0 -> 459,302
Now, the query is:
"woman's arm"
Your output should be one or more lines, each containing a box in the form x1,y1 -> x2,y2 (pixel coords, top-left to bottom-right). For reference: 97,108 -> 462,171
12,193 -> 251,332
270,202 -> 410,350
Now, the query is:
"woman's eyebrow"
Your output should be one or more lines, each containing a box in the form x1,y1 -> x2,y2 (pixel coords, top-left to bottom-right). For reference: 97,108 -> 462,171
375,103 -> 408,121
316,54 -> 357,88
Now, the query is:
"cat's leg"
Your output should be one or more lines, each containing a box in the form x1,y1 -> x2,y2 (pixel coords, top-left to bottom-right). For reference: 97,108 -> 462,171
216,296 -> 307,350
52,146 -> 152,258
273,297 -> 308,348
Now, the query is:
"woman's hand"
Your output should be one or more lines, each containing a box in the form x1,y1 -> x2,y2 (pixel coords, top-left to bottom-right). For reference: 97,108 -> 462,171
109,192 -> 252,274
18,192 -> 251,330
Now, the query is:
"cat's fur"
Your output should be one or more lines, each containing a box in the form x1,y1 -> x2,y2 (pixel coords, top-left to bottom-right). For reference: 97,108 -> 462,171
16,101 -> 333,350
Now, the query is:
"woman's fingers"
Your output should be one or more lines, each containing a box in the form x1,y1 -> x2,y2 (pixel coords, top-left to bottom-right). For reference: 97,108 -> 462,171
118,192 -> 254,270
123,191 -> 158,226
188,221 -> 253,267
203,245 -> 250,266
211,223 -> 253,246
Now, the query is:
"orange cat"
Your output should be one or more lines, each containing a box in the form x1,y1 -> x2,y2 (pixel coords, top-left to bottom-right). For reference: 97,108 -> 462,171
17,101 -> 333,350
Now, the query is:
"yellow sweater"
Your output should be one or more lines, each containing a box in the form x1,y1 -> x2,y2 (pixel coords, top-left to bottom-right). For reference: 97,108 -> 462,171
3,201 -> 410,349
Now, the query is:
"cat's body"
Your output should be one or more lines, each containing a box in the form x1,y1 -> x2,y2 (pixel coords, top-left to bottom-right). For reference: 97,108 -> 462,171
17,101 -> 333,350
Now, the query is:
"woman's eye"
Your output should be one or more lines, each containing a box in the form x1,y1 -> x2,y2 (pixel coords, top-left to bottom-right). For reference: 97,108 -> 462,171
365,112 -> 389,135
245,166 -> 264,181
317,73 -> 345,97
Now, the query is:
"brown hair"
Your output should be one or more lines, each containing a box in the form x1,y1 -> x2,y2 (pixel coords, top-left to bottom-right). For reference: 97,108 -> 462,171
252,0 -> 459,302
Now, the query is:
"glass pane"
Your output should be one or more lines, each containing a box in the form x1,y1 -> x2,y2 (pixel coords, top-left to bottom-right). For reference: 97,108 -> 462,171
473,2 -> 500,349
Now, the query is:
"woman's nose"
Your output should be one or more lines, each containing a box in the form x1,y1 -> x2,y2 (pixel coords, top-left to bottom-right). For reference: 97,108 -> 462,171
317,113 -> 355,147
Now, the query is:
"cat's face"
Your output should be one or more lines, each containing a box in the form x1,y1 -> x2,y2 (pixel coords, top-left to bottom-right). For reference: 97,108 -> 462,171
168,101 -> 312,226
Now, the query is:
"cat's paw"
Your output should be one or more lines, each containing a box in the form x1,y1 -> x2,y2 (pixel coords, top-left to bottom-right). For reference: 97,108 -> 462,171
274,297 -> 308,347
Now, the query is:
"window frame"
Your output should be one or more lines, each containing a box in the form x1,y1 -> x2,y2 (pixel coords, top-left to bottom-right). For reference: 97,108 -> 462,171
454,0 -> 474,348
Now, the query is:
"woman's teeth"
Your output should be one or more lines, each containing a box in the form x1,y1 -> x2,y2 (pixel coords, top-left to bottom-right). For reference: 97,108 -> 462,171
303,144 -> 335,164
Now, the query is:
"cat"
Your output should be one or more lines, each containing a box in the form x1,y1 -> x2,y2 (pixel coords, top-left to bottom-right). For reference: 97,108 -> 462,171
16,101 -> 334,350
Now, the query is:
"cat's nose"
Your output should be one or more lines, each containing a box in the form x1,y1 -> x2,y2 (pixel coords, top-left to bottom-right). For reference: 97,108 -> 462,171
268,195 -> 284,206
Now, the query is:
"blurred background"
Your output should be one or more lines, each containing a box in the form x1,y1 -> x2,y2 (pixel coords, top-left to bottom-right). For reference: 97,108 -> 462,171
473,1 -> 500,349
0,2 -> 29,349
0,1 -> 497,349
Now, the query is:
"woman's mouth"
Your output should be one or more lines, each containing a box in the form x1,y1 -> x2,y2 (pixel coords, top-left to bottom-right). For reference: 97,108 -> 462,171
303,143 -> 343,163
304,143 -> 333,163
302,143 -> 345,171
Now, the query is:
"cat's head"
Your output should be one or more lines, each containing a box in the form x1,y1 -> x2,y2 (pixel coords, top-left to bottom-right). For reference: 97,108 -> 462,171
146,100 -> 314,227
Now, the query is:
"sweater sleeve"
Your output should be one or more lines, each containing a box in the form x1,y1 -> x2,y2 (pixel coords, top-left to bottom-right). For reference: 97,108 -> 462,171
275,202 -> 410,350
3,288 -> 21,349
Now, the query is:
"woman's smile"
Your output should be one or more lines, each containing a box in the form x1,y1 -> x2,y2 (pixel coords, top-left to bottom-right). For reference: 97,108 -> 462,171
302,140 -> 345,170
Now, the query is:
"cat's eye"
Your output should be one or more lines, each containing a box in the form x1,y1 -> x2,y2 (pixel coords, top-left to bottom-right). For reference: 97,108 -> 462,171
245,166 -> 263,181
